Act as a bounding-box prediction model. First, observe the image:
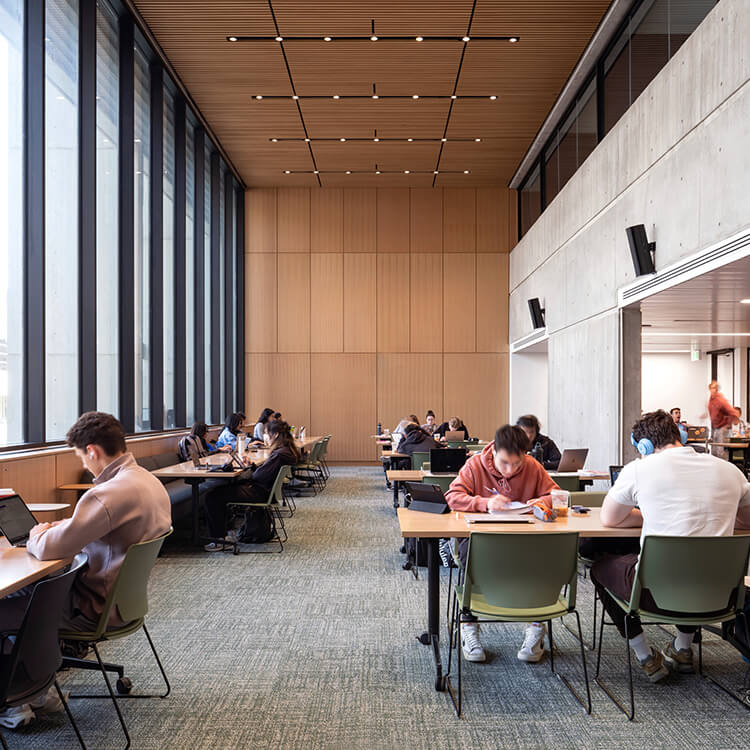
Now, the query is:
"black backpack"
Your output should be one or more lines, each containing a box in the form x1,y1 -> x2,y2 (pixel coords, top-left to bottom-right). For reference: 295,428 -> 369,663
238,507 -> 275,544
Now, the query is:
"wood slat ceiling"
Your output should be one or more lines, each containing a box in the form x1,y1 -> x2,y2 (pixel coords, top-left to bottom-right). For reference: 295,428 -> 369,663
133,0 -> 612,187
640,256 -> 750,353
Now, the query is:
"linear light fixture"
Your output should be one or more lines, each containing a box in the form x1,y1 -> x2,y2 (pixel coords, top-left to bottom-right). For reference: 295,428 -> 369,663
641,332 -> 750,337
268,137 -> 482,143
251,94 -> 499,101
227,35 -> 520,43
282,169 -> 471,175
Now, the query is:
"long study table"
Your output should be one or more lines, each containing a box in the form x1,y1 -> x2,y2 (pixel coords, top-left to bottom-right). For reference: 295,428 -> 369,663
397,506 -> 639,692
0,542 -> 72,598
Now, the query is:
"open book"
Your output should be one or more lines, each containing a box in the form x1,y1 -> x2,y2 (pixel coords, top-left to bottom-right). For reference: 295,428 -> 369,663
463,501 -> 536,525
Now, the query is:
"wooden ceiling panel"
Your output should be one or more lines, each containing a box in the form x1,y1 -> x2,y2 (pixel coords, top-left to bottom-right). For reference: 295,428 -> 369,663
134,0 -> 611,187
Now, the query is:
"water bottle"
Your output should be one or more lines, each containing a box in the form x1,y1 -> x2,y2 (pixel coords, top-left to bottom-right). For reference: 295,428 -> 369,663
377,422 -> 382,435
300,426 -> 306,440
532,442 -> 543,464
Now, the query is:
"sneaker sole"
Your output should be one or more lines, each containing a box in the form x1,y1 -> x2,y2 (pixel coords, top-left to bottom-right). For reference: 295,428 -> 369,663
644,665 -> 670,683
517,649 -> 545,663
462,649 -> 486,663
662,654 -> 694,674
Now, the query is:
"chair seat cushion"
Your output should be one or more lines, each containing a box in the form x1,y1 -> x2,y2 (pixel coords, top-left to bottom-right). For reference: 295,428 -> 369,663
456,585 -> 570,621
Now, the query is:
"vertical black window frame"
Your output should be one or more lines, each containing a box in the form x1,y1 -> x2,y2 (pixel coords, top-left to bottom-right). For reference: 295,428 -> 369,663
235,187 -> 245,414
78,0 -> 96,413
148,62 -> 163,431
174,94 -> 186,427
24,0 -> 46,443
210,150 -> 221,423
193,126 -> 205,422
117,14 -> 135,432
223,168 -> 234,416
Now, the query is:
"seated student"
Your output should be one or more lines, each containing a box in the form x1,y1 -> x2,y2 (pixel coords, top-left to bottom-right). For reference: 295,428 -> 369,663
251,407 -> 275,443
435,416 -> 470,441
203,420 -> 301,551
215,412 -> 246,451
445,424 -> 560,664
734,406 -> 747,436
391,415 -> 419,450
178,421 -> 231,461
394,423 -> 442,468
515,414 -> 561,471
592,410 -> 750,683
421,410 -> 438,436
0,412 -> 171,729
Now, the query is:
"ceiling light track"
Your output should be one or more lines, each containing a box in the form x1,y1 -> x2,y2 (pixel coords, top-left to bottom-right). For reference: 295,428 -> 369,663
252,94 -> 499,101
283,169 -> 471,175
269,137 -> 482,143
228,35 -> 519,43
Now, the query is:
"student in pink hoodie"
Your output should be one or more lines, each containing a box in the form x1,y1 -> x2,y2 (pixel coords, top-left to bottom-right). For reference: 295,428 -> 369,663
445,424 -> 559,665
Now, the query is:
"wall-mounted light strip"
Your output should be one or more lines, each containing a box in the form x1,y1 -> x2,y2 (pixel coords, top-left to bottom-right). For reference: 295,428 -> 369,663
228,35 -> 519,43
269,137 -> 482,143
252,94 -> 498,101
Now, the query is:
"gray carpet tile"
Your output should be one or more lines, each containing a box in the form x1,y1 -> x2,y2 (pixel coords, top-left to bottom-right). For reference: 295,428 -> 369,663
7,466 -> 750,749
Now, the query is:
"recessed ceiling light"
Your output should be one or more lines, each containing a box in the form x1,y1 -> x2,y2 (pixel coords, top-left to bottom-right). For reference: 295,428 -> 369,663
441,138 -> 447,142
475,138 -> 481,142
305,137 -> 311,142
228,36 -> 238,42
275,36 -> 283,42
434,170 -> 439,174
407,138 -> 413,142
370,35 -> 378,41
373,137 -> 380,142
314,170 -> 319,174
489,95 -> 497,100
463,170 -> 470,174
462,36 -> 470,42
376,170 -> 381,174
346,170 -> 352,174
412,94 -> 419,99
372,94 -> 379,99
404,170 -> 410,174
451,95 -> 457,100
284,170 -> 291,174
324,36 -> 332,42
509,37 -> 518,43
292,95 -> 299,100
340,137 -> 346,142
416,36 -> 423,42
333,95 -> 340,99
271,138 -> 278,142
741,299 -> 750,304
255,95 -> 263,100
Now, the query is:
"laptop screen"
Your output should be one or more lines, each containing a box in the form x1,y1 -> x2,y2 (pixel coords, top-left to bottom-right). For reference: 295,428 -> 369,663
430,448 -> 467,473
0,494 -> 37,544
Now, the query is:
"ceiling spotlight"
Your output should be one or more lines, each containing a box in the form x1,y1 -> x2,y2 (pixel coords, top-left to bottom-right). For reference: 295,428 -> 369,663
373,137 -> 380,142
407,138 -> 413,142
340,137 -> 346,142
741,299 -> 750,304
314,170 -> 319,174
463,170 -> 470,174
284,170 -> 291,174
275,36 -> 283,42
305,137 -> 311,142
271,138 -> 278,142
412,94 -> 419,99
376,170 -> 381,174
416,36 -> 424,42
434,170 -> 439,174
475,138 -> 481,142
255,95 -> 263,100
404,170 -> 410,174
324,36 -> 332,42
292,95 -> 299,100
509,37 -> 518,43
333,95 -> 340,99
346,170 -> 352,174
441,137 -> 447,142
370,35 -> 378,41
489,95 -> 497,100
451,94 -> 457,99
372,94 -> 379,99
228,36 -> 238,42
462,36 -> 470,42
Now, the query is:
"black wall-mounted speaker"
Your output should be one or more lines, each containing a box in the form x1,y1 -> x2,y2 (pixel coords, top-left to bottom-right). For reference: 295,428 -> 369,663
626,224 -> 656,276
528,298 -> 545,329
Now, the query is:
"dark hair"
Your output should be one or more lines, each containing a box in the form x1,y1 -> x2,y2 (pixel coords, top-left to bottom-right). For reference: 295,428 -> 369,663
257,407 -> 274,425
493,424 -> 530,456
273,412 -> 282,419
426,410 -> 435,418
268,420 -> 300,461
191,421 -> 208,438
408,414 -> 419,424
632,410 -> 682,450
225,412 -> 244,435
669,407 -> 680,415
404,422 -> 422,435
66,411 -> 127,456
516,414 -> 541,434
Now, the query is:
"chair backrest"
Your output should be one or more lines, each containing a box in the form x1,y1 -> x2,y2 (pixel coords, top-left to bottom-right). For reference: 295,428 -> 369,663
422,475 -> 454,493
464,532 -> 579,610
269,464 -> 291,505
632,535 -> 750,615
0,553 -> 88,705
411,451 -> 430,470
568,491 -> 606,508
91,529 -> 172,636
307,441 -> 323,464
552,475 -> 580,492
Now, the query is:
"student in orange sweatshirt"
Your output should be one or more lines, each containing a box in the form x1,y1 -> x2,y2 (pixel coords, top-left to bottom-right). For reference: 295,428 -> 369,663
445,424 -> 559,665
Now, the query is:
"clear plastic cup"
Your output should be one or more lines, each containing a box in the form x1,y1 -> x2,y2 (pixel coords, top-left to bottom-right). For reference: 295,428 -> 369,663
550,489 -> 570,517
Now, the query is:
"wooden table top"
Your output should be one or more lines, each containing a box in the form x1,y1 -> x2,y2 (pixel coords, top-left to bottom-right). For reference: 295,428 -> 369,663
397,506 -> 641,539
550,470 -> 610,481
386,469 -> 458,481
712,442 -> 749,449
381,451 -> 408,459
152,455 -> 248,479
58,483 -> 95,491
0,544 -> 72,598
27,503 -> 70,512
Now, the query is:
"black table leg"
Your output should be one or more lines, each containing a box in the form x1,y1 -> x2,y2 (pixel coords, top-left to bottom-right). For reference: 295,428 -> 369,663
393,479 -> 400,509
417,537 -> 445,691
187,478 -> 203,545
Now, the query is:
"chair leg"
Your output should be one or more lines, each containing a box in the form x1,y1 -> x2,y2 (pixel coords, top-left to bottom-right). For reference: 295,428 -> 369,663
698,617 -> 750,711
141,623 -> 170,699
594,606 -> 635,720
54,679 -> 88,750
562,588 -> 597,651
548,615 -> 592,714
445,595 -> 462,717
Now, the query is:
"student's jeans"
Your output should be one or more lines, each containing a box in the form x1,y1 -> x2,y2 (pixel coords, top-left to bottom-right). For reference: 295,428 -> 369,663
591,553 -> 697,640
711,426 -> 731,460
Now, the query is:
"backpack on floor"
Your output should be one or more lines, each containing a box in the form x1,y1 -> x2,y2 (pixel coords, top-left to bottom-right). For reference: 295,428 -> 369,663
722,586 -> 750,663
402,536 -> 431,569
238,507 -> 275,544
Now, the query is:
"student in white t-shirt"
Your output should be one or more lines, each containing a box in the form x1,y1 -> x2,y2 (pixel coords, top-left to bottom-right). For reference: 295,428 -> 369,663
592,410 -> 750,684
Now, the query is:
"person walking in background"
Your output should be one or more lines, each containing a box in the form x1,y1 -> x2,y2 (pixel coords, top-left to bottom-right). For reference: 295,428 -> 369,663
702,381 -> 739,459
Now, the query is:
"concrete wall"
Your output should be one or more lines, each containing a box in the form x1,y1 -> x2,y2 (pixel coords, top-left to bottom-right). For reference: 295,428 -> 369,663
509,0 -> 750,468
510,351 -> 548,427
641,353 -> 711,425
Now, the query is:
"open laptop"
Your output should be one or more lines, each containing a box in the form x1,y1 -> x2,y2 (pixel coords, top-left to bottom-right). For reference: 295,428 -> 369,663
0,494 -> 38,547
443,430 -> 465,442
429,448 -> 467,475
687,425 -> 708,441
557,448 -> 589,472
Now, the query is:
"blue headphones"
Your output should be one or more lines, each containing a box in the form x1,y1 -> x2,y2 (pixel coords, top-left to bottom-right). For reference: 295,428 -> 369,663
631,424 -> 687,455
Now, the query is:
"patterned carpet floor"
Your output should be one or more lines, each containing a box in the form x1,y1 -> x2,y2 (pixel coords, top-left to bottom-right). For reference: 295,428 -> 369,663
8,466 -> 750,749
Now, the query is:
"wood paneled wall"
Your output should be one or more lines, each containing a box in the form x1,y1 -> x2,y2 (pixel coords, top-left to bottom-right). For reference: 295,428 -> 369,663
245,187 -> 514,461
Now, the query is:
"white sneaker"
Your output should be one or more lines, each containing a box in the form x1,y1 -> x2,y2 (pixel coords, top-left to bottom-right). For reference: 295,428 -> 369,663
460,622 -> 486,662
0,704 -> 34,729
203,541 -> 226,552
29,685 -> 67,715
517,623 -> 546,663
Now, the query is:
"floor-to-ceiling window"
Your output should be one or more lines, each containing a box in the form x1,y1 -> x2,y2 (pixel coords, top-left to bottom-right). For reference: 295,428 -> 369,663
45,0 -> 79,440
0,0 -> 23,446
163,83 -> 175,428
96,0 -> 119,416
185,113 -> 196,425
203,142 -> 212,423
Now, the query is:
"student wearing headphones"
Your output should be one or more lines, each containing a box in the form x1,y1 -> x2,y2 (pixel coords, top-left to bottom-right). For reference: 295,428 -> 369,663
593,410 -> 750,684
